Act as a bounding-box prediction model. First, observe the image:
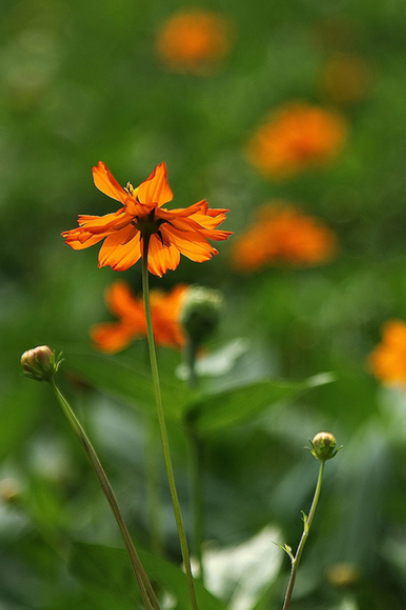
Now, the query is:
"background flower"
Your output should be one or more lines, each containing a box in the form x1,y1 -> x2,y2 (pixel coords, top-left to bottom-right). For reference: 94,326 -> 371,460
246,102 -> 347,179
230,203 -> 336,272
90,281 -> 187,352
367,319 -> 406,387
155,10 -> 233,74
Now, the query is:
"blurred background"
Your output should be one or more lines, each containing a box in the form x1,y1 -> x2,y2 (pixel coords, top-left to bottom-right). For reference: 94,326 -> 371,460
0,0 -> 405,608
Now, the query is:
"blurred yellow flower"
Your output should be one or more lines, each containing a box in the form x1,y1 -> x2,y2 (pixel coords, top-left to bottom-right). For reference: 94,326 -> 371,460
367,320 -> 406,387
155,10 -> 232,74
230,203 -> 336,272
246,102 -> 347,179
90,281 -> 187,353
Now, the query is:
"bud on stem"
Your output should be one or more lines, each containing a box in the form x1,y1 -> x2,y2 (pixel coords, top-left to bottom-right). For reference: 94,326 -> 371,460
20,346 -> 62,382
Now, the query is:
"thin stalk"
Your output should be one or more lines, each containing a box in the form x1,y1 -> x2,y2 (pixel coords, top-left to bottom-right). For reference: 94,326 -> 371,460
50,379 -> 160,610
282,460 -> 325,610
187,427 -> 205,582
183,337 -> 198,388
141,236 -> 198,610
144,415 -> 162,555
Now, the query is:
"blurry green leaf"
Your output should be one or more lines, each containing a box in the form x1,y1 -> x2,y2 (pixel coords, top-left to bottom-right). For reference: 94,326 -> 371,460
69,541 -> 227,610
0,383 -> 47,461
61,347 -> 195,420
68,542 -> 140,608
185,373 -> 335,435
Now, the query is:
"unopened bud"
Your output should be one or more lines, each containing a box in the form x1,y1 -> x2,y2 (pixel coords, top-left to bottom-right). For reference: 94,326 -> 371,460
180,286 -> 223,346
308,431 -> 340,461
20,346 -> 62,382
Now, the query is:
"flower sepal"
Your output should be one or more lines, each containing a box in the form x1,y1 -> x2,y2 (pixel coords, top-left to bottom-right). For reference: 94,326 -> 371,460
20,346 -> 63,382
307,431 -> 341,462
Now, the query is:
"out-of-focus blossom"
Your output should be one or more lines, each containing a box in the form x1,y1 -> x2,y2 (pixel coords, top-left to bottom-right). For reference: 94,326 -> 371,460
62,162 -> 231,277
155,10 -> 232,74
90,281 -> 187,353
367,320 -> 406,387
246,103 -> 347,179
230,203 -> 336,272
317,53 -> 373,104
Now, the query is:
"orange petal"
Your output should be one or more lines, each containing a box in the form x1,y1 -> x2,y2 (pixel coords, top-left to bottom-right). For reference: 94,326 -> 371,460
98,228 -> 141,271
162,224 -> 217,262
92,162 -> 130,204
105,281 -> 145,320
137,163 -> 173,207
90,321 -> 138,353
147,234 -> 180,276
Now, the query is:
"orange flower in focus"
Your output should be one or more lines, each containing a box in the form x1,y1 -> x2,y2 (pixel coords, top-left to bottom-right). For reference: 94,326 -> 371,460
62,162 -> 231,277
367,320 -> 406,387
155,10 -> 232,74
230,203 -> 336,272
91,281 -> 187,353
246,103 -> 347,179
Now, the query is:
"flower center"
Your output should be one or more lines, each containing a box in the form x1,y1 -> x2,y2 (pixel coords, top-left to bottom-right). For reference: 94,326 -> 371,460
132,209 -> 167,241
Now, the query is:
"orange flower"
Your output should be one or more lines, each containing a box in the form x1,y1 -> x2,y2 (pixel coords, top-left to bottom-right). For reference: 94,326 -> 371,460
90,281 -> 187,353
230,203 -> 336,272
155,10 -> 232,74
246,102 -> 347,179
367,320 -> 406,387
62,162 -> 231,277
316,53 -> 373,105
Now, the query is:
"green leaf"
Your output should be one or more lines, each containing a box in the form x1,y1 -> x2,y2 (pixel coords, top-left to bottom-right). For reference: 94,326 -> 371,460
184,373 -> 335,435
0,383 -> 48,461
69,541 -> 227,610
60,346 -> 195,421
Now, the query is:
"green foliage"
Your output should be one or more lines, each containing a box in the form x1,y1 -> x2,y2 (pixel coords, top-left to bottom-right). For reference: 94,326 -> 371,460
1,0 -> 405,607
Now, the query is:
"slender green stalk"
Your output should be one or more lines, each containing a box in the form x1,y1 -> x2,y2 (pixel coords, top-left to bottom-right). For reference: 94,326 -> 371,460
141,237 -> 198,610
183,337 -> 198,388
187,427 -> 205,581
282,460 -> 325,610
50,379 -> 160,610
144,415 -> 162,555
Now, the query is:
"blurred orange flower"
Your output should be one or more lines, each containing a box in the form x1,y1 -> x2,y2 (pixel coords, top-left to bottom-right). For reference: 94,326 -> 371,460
367,320 -> 406,387
90,281 -> 187,353
62,162 -> 231,277
246,102 -> 347,179
155,10 -> 232,74
230,203 -> 336,272
317,53 -> 373,104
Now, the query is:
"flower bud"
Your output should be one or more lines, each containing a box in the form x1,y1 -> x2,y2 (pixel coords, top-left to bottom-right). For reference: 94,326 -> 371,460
308,431 -> 340,461
180,286 -> 223,346
20,346 -> 62,382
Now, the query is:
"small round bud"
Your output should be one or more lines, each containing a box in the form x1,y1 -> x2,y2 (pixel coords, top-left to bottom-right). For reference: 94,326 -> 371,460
20,346 -> 62,382
308,431 -> 340,461
180,286 -> 223,345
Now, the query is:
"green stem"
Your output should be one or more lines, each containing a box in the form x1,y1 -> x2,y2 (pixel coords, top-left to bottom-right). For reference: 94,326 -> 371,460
50,379 -> 160,610
141,236 -> 198,610
187,427 -> 205,582
183,338 -> 198,388
144,415 -> 162,555
282,460 -> 325,610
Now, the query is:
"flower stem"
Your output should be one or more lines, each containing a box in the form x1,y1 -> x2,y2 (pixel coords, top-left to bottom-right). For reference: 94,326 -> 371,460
141,237 -> 198,610
50,378 -> 160,610
187,426 -> 205,582
144,415 -> 163,555
282,460 -> 325,610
